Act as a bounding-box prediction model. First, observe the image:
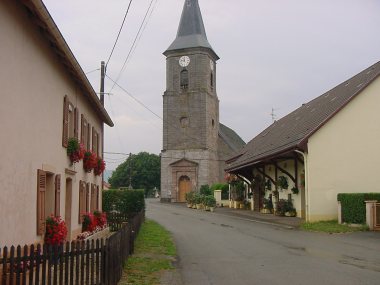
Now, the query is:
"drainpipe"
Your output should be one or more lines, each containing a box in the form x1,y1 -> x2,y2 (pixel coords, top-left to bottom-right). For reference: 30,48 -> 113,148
294,150 -> 310,222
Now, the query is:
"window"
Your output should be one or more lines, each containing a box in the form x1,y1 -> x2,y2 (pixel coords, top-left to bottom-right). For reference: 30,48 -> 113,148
92,127 -> 100,156
90,184 -> 99,212
37,170 -> 46,235
81,115 -> 91,150
180,69 -> 189,89
62,95 -> 79,147
54,174 -> 61,216
210,72 -> 214,90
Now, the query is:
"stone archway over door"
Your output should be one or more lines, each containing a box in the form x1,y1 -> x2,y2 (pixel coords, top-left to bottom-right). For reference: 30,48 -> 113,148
178,176 -> 191,202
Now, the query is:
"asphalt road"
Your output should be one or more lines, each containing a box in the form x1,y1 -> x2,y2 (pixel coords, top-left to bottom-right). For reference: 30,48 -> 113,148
146,199 -> 380,285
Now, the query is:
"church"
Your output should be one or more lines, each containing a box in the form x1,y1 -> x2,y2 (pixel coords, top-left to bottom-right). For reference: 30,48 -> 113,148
160,0 -> 245,202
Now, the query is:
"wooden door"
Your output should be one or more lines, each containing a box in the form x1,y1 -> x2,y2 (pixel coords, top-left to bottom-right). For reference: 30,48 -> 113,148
178,176 -> 191,202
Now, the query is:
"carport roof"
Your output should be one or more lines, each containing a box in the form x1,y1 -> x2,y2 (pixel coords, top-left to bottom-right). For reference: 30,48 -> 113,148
226,61 -> 380,172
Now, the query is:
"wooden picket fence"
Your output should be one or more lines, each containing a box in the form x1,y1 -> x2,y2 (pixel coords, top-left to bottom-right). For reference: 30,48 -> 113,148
0,211 -> 145,285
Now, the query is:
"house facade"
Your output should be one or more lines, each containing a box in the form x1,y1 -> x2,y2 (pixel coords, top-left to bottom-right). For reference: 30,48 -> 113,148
0,0 -> 113,247
226,61 -> 380,222
160,0 -> 245,202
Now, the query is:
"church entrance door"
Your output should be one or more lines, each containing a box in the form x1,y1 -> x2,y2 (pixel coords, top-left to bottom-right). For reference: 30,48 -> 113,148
178,176 -> 191,202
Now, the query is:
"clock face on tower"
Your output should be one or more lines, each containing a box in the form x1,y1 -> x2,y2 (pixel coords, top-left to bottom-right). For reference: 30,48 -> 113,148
179,56 -> 190,67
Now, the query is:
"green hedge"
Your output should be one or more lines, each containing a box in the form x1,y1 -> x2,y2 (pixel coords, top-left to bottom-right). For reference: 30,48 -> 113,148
337,193 -> 380,224
103,189 -> 145,216
210,183 -> 229,200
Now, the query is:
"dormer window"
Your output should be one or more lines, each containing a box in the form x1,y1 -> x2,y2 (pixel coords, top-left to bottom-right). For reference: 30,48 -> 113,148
180,69 -> 189,89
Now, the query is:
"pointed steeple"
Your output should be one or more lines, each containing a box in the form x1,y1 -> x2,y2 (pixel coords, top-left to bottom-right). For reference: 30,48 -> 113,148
165,0 -> 218,58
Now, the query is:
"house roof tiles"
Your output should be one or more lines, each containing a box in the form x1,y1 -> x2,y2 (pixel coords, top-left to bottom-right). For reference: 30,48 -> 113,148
226,61 -> 380,171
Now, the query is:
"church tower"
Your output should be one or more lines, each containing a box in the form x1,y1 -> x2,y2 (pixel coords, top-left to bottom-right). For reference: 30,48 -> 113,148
160,0 -> 220,202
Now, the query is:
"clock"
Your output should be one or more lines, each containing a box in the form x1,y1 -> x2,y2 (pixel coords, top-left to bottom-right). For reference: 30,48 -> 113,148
179,56 -> 190,67
210,60 -> 214,71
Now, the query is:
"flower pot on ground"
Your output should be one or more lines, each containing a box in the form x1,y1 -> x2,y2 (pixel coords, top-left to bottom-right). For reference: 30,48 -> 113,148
204,195 -> 216,212
285,210 -> 297,217
260,208 -> 272,214
185,191 -> 195,208
276,199 -> 296,217
193,193 -> 202,209
210,207 -> 215,212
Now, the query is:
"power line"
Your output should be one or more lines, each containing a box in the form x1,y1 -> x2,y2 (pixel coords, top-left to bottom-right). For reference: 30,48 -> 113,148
105,0 -> 134,68
105,75 -> 235,159
109,0 -> 156,92
85,68 -> 100,75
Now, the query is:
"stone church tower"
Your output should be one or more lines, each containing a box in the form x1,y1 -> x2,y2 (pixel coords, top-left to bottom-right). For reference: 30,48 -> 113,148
161,0 -> 245,202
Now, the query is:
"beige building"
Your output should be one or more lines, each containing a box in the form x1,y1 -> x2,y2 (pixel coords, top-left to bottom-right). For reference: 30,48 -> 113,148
0,0 -> 113,247
226,61 -> 380,222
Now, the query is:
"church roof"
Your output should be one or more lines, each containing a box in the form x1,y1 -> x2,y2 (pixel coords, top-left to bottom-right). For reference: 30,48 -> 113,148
219,123 -> 246,153
226,61 -> 380,171
166,0 -> 218,57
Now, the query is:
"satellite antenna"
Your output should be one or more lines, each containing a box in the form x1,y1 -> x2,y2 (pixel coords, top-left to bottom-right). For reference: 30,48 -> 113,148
270,107 -> 278,123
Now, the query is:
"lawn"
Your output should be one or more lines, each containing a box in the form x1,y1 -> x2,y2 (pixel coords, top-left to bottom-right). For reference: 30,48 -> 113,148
301,220 -> 369,233
119,219 -> 177,285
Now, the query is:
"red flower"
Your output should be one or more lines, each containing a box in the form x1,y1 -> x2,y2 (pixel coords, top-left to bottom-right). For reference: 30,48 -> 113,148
94,158 -> 106,176
44,215 -> 68,245
83,151 -> 97,172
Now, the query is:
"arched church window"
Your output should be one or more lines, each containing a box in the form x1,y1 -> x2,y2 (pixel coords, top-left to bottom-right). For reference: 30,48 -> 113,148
210,72 -> 214,90
180,69 -> 189,89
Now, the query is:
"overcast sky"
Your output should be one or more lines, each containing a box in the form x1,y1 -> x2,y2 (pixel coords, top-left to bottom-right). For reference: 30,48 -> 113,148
43,0 -> 380,170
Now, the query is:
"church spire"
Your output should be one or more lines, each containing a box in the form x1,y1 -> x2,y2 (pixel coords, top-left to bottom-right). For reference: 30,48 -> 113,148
165,0 -> 218,58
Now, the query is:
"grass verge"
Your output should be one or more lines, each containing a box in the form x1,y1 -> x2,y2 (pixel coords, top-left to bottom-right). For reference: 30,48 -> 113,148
300,220 -> 369,233
119,219 -> 176,285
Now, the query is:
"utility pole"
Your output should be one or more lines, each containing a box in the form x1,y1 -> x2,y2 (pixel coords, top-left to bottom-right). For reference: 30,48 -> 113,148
100,61 -> 105,192
100,61 -> 105,105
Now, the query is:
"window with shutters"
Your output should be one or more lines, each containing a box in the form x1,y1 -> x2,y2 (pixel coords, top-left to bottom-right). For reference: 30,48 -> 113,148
78,181 -> 86,223
54,175 -> 61,216
92,128 -> 100,156
86,183 -> 90,213
37,170 -> 47,235
96,185 -> 100,211
81,115 -> 91,150
90,184 -> 97,212
62,96 -> 79,147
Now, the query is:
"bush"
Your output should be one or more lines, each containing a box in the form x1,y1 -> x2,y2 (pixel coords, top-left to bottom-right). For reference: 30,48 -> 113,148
103,189 -> 145,217
276,199 -> 295,216
185,191 -> 195,204
200,185 -> 212,196
193,193 -> 202,204
204,195 -> 216,207
337,193 -> 380,224
210,183 -> 229,200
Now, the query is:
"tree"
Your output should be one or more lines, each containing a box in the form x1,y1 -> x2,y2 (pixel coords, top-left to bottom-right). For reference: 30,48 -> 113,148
108,152 -> 160,197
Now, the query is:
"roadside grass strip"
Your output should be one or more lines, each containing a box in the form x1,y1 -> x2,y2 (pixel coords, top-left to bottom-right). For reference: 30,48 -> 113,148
119,220 -> 176,285
301,220 -> 369,233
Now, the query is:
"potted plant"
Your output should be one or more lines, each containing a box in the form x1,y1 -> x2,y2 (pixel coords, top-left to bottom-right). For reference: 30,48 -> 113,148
67,137 -> 85,164
205,195 -> 216,212
83,151 -> 97,172
185,191 -> 195,208
265,179 -> 272,191
261,198 -> 273,214
94,157 -> 106,176
45,215 -> 68,245
194,193 -> 202,209
276,176 -> 289,190
276,199 -> 296,216
291,187 -> 299,195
